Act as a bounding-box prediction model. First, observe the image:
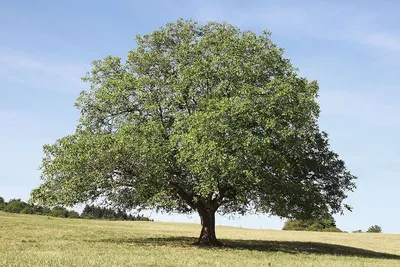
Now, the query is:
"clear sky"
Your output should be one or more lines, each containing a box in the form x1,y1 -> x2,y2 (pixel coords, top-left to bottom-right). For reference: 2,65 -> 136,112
1,0 -> 399,233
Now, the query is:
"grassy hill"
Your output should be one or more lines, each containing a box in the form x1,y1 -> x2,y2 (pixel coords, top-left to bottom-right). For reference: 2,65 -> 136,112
0,212 -> 399,266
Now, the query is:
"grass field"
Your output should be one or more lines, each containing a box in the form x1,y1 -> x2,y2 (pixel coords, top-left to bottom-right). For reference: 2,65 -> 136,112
0,212 -> 399,266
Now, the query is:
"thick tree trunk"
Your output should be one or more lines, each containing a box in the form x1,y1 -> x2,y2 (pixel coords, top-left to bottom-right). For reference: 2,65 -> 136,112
194,208 -> 223,246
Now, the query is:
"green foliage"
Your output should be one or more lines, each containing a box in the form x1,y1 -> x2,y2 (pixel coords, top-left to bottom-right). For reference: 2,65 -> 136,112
133,214 -> 153,221
353,230 -> 363,233
283,215 -> 342,232
81,205 -> 152,221
32,206 -> 52,216
0,196 -> 123,220
68,210 -> 80,219
4,199 -> 28,213
0,197 -> 53,216
0,200 -> 6,211
81,205 -> 116,219
367,225 -> 382,233
50,206 -> 69,218
30,20 -> 356,244
0,196 -> 150,221
20,206 -> 35,214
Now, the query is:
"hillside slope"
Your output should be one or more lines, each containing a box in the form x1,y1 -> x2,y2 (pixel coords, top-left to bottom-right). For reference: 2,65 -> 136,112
0,212 -> 399,266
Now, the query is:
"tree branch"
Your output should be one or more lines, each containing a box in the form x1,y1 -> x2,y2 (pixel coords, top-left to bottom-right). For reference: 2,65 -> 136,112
169,181 -> 196,209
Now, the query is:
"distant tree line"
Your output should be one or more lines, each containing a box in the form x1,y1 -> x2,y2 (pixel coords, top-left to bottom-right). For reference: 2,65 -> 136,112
353,225 -> 382,233
80,204 -> 152,221
0,197 -> 152,221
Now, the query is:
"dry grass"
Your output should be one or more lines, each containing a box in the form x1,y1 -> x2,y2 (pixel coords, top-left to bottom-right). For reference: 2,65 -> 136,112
0,211 -> 399,266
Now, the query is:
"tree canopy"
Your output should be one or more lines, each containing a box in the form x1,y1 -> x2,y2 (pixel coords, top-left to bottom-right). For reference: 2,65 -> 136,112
31,19 -> 356,246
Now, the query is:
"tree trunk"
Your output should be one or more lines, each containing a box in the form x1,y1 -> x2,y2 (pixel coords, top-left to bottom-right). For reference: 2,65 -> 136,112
194,208 -> 223,246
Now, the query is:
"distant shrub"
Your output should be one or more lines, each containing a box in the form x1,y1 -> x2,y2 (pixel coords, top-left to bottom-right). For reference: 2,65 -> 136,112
130,214 -> 153,221
20,206 -> 35,214
322,227 -> 342,233
283,215 -> 341,232
68,210 -> 80,219
42,207 -> 52,216
32,206 -> 52,216
50,206 -> 69,218
353,230 -> 363,233
0,197 -> 5,211
367,225 -> 382,233
4,199 -> 28,213
283,219 -> 311,231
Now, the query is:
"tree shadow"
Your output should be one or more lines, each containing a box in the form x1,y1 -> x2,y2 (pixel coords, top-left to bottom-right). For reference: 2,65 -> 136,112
99,236 -> 400,260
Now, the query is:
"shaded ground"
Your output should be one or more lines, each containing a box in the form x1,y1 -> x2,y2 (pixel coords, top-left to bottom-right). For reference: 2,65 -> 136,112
99,236 -> 400,260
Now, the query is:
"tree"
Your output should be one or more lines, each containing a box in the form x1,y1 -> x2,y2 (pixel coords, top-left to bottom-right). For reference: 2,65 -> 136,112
33,205 -> 52,216
50,206 -> 69,218
283,214 -> 341,232
0,197 -> 5,210
30,20 -> 356,246
367,225 -> 382,233
20,206 -> 35,214
68,210 -> 80,219
81,205 -> 94,219
4,199 -> 28,213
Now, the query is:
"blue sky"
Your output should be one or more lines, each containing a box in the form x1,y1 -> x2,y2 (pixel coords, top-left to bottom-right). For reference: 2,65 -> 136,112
1,0 -> 399,233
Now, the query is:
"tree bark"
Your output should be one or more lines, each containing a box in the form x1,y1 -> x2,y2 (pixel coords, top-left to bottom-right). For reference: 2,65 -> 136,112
194,207 -> 223,246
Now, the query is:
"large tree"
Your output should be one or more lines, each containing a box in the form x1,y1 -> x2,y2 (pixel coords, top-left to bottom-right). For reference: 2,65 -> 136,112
31,20 -> 356,246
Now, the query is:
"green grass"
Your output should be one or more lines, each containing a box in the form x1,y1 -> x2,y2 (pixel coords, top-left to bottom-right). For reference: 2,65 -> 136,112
0,212 -> 399,266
